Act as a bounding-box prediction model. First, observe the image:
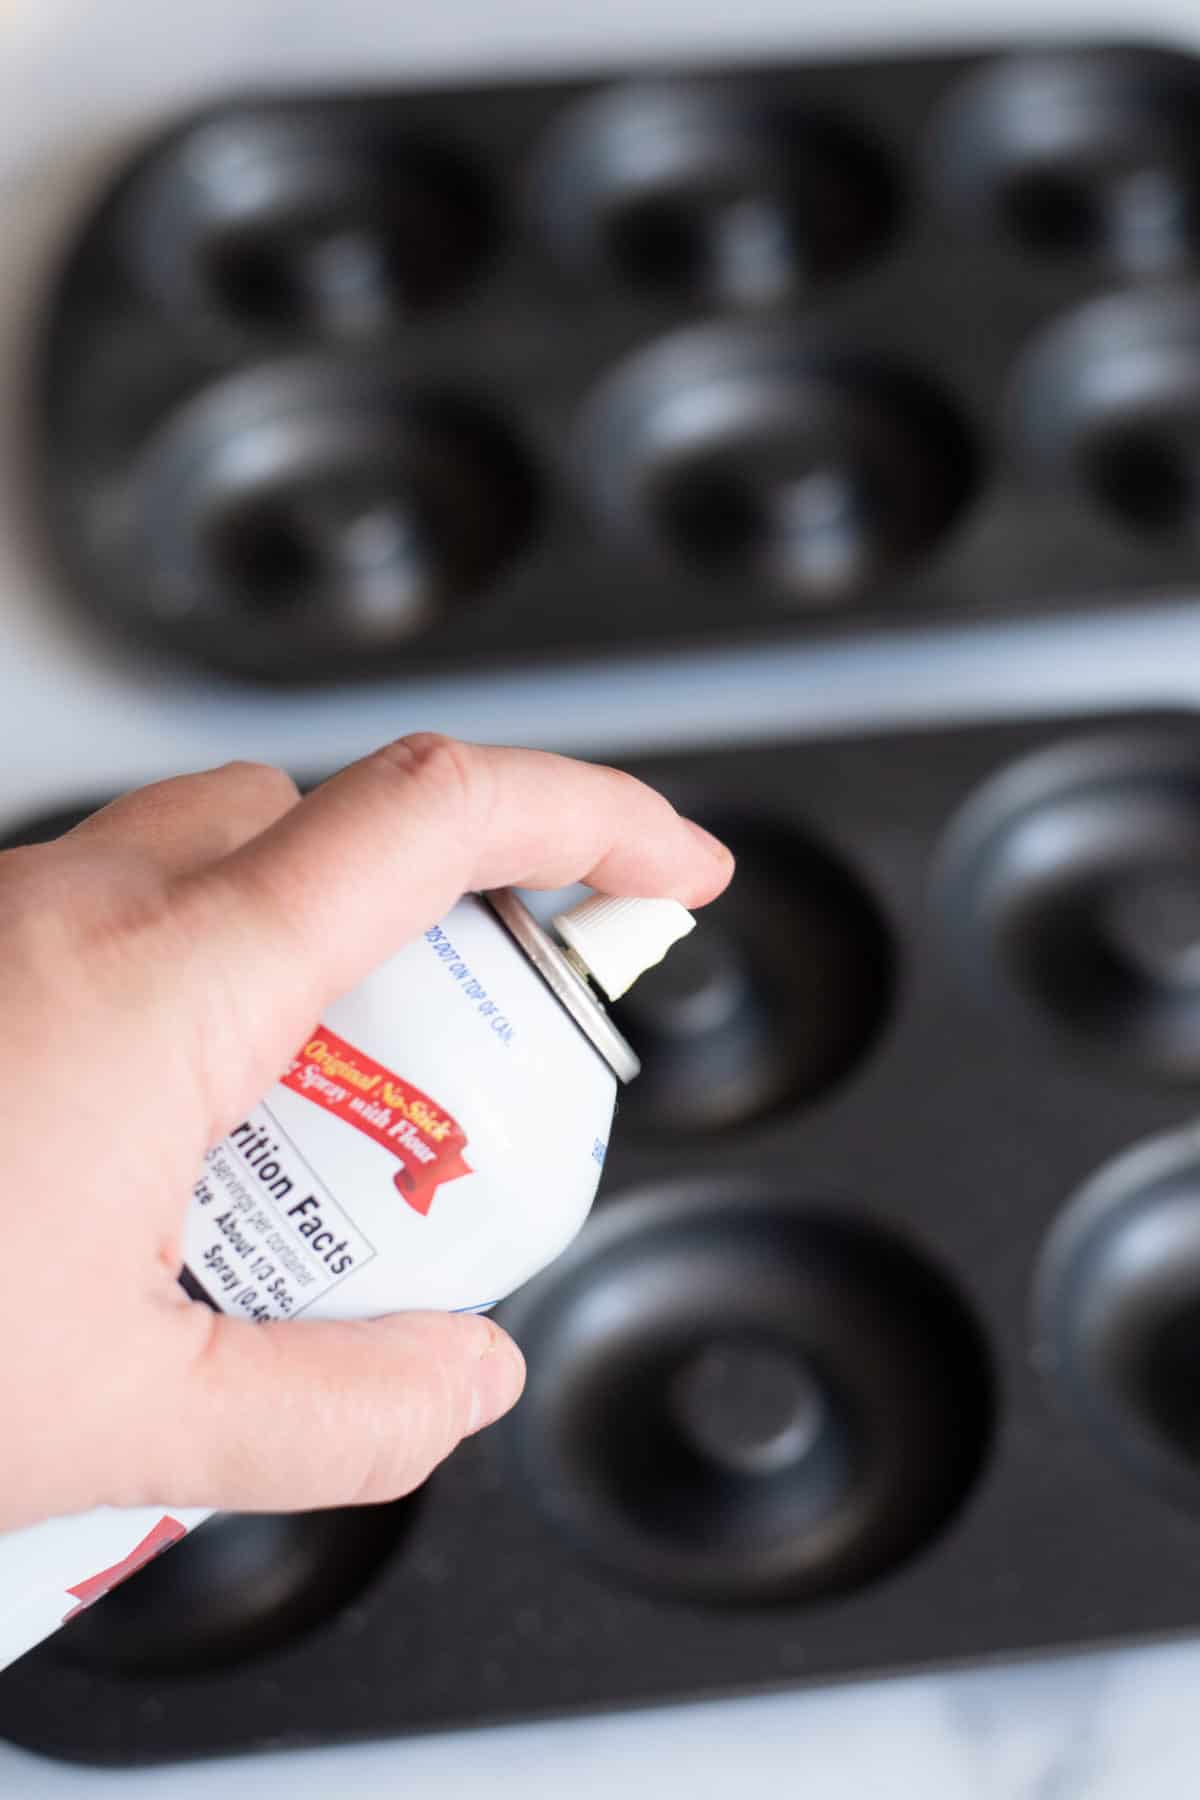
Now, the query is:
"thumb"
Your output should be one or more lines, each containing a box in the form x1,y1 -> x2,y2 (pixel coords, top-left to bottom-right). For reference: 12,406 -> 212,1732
139,1306 -> 525,1513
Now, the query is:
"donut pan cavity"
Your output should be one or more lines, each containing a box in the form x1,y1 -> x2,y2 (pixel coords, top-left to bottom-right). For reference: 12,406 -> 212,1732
10,711 -> 1200,1762
35,43 -> 1200,682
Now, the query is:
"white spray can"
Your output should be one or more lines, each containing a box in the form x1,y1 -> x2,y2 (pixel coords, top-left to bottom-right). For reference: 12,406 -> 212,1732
0,887 -> 693,1670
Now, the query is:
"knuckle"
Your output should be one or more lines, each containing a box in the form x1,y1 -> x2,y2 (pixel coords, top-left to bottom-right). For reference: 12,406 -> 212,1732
349,1334 -> 466,1506
370,733 -> 483,821
347,1434 -> 403,1508
218,760 -> 300,813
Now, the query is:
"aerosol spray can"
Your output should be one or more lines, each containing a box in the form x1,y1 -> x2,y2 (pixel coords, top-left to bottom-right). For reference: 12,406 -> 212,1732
0,887 -> 693,1669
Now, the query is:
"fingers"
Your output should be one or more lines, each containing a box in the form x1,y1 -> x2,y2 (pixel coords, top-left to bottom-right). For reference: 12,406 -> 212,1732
67,763 -> 301,877
140,1305 -> 525,1513
182,734 -> 733,1024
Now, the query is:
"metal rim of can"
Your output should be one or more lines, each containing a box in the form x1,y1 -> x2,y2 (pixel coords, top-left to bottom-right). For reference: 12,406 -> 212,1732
484,888 -> 642,1083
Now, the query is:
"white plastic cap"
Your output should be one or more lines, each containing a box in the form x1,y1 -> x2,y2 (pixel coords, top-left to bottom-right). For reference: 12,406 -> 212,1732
552,894 -> 696,1001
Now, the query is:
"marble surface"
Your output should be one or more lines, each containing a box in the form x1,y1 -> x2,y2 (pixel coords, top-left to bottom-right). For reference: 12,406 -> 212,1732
6,0 -> 1200,1792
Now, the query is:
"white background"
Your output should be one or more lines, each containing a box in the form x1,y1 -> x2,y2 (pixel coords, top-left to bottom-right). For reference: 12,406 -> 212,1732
6,1 -> 1200,1793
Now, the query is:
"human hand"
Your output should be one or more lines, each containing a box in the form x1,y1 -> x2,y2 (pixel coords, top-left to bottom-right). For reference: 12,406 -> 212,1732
0,735 -> 732,1530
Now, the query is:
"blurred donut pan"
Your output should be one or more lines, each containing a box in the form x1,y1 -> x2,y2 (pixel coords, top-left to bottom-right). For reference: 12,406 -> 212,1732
13,710 -> 1200,1760
36,43 -> 1200,682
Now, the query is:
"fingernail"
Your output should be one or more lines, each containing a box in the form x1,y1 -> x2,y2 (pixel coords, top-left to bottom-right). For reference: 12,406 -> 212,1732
684,817 -> 734,867
465,1320 -> 526,1434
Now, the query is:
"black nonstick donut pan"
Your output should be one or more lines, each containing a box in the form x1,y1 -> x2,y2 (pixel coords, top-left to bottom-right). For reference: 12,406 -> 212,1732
11,709 -> 1200,1762
35,43 -> 1200,683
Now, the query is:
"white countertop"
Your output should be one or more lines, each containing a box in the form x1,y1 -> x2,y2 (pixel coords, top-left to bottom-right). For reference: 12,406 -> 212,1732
7,0 -> 1200,1792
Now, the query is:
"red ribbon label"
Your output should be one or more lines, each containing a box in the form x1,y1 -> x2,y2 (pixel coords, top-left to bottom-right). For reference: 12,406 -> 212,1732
281,1026 -> 472,1216
63,1515 -> 187,1621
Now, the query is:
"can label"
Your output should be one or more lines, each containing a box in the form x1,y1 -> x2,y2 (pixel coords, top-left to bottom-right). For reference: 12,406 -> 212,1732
188,1098 -> 380,1323
186,1017 -> 488,1321
279,1026 -> 473,1215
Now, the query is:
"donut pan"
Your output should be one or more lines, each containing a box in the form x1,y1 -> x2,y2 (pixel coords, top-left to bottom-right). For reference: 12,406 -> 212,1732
36,44 -> 1200,682
10,710 -> 1200,1763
